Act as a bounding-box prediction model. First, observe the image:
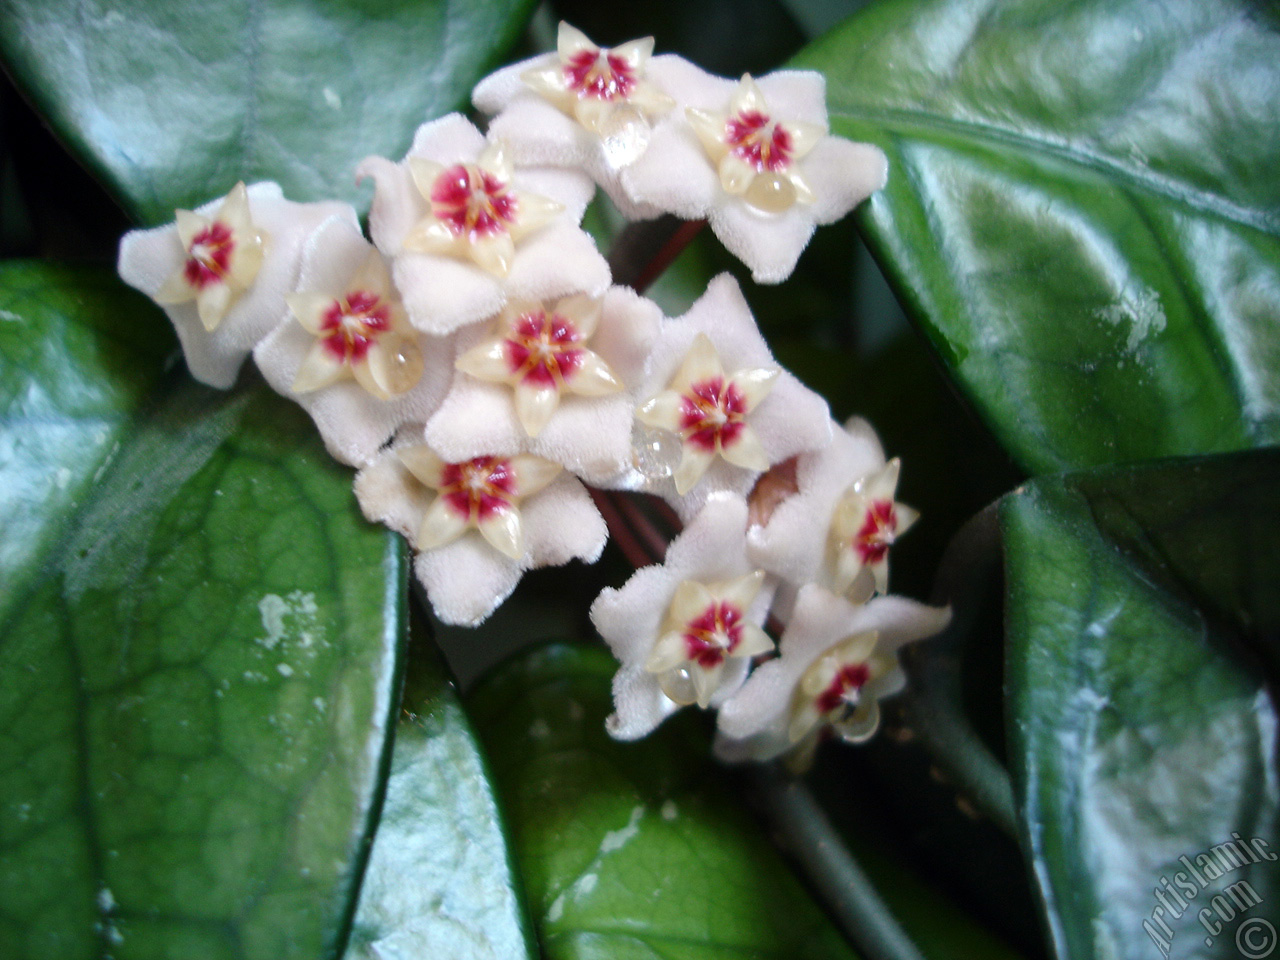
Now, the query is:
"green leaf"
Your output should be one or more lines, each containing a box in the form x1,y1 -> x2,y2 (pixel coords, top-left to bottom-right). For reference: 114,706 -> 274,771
801,0 -> 1280,474
467,642 -> 861,960
1001,451 -> 1280,960
346,626 -> 535,960
0,0 -> 536,226
0,262 -> 405,960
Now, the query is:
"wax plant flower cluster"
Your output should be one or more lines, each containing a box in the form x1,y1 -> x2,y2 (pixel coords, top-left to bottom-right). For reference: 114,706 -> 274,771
117,21 -> 946,766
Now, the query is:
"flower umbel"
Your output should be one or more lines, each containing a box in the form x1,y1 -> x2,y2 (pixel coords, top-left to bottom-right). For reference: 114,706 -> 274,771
645,571 -> 774,708
687,75 -> 825,214
828,458 -> 918,601
403,140 -> 562,277
155,182 -> 267,331
455,293 -> 623,437
637,332 -> 778,495
287,249 -> 423,401
398,446 -> 561,560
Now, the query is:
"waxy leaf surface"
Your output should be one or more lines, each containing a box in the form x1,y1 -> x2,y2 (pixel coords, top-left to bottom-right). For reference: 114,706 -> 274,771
1002,451 -> 1280,960
802,0 -> 1280,474
0,0 -> 535,225
0,263 -> 405,960
467,643 -> 861,960
347,632 -> 535,960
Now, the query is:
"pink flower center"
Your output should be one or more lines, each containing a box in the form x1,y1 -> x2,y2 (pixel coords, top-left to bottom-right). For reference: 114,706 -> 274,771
854,500 -> 899,564
182,221 -> 235,290
563,49 -> 637,101
503,310 -> 585,390
679,377 -> 748,453
430,164 -> 518,240
681,601 -> 745,669
724,110 -> 794,173
319,290 -> 392,364
814,662 -> 872,715
439,457 -> 518,523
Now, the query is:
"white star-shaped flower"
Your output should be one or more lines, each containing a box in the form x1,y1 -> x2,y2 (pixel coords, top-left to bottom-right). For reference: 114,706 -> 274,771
253,215 -> 453,467
621,66 -> 887,284
355,430 -> 606,626
590,494 -> 775,740
747,417 -> 917,606
716,584 -> 949,767
356,114 -> 608,337
636,332 -> 777,495
474,22 -> 679,218
629,273 -> 831,519
153,182 -> 266,331
425,285 -> 661,486
456,293 -> 624,437
118,182 -> 354,388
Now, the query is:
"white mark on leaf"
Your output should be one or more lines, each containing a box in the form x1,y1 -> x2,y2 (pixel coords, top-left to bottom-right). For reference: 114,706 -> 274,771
1096,284 -> 1166,353
599,805 -> 644,855
547,892 -> 566,922
256,591 -> 322,654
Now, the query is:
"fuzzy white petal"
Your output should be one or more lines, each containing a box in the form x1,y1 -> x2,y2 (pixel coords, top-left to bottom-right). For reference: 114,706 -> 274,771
252,218 -> 453,467
118,183 -> 354,388
630,274 -> 831,518
746,416 -> 885,587
716,585 -> 950,755
591,495 -> 772,740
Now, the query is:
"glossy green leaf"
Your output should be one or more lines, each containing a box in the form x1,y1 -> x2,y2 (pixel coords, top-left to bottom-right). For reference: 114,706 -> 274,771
0,0 -> 535,226
801,0 -> 1280,474
1001,451 -> 1280,960
0,263 -> 405,960
347,627 -> 535,960
467,643 -> 861,960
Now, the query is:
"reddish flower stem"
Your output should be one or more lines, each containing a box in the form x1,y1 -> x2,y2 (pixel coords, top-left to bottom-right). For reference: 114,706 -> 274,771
631,219 -> 706,294
605,215 -> 707,293
588,487 -> 654,569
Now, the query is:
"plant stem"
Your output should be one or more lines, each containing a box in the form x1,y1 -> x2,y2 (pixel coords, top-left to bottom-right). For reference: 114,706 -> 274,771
748,764 -> 928,960
588,488 -> 655,569
606,215 -> 706,293
903,501 -> 1018,837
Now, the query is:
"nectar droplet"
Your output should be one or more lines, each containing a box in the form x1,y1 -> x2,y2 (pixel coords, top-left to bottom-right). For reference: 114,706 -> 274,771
599,106 -> 650,168
745,173 -> 796,214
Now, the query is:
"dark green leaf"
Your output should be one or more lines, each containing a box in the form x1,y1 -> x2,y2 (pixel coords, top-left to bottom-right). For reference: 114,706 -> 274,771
1001,451 -> 1280,960
777,0 -> 871,39
801,0 -> 1280,474
0,0 -> 536,225
347,626 -> 535,960
467,642 -> 861,960
0,262 -> 405,960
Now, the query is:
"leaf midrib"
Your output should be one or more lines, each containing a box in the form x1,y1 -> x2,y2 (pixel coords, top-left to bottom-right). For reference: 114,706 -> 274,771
825,100 -> 1280,237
